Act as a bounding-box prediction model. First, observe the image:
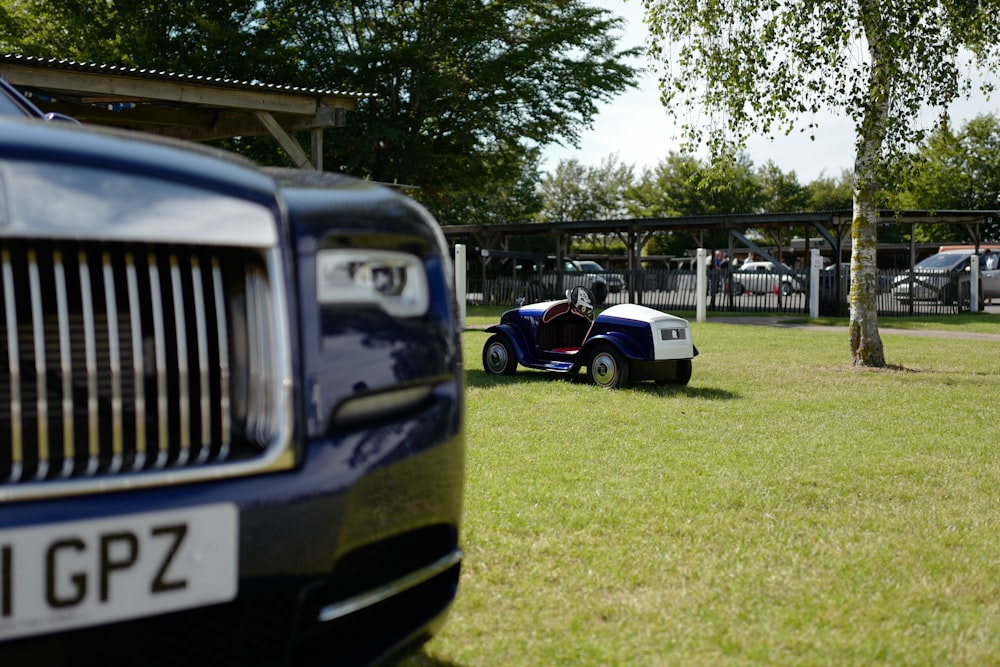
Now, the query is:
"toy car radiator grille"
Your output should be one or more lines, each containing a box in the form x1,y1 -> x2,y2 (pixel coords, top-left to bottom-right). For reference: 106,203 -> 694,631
0,240 -> 283,486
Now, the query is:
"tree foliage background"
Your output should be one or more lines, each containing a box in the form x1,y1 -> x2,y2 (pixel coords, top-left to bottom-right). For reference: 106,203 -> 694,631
898,114 -> 1000,242
639,0 -> 1000,366
0,0 -> 638,224
3,0 -> 999,252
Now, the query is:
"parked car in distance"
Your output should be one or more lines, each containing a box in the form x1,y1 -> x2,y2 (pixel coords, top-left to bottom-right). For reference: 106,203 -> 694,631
891,247 -> 1000,304
821,262 -> 892,295
532,259 -> 623,304
573,260 -> 625,294
0,83 -> 463,666
482,286 -> 697,389
729,260 -> 803,296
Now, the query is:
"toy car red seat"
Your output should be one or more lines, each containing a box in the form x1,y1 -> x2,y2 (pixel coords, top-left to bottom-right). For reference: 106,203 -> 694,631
538,286 -> 595,352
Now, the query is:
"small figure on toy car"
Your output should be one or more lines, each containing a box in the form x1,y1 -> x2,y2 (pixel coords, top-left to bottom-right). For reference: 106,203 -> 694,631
482,286 -> 697,389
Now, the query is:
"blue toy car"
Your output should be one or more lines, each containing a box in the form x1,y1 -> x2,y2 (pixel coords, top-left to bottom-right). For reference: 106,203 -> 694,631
482,286 -> 697,388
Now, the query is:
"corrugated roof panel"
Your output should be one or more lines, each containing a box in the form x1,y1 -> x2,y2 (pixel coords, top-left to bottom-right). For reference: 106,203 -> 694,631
0,54 -> 374,99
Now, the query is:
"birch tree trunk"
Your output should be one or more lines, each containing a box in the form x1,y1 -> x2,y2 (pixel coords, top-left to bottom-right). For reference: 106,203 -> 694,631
848,183 -> 886,366
849,9 -> 888,367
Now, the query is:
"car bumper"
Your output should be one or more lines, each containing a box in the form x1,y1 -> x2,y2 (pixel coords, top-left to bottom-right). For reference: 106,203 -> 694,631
892,282 -> 943,301
0,395 -> 464,667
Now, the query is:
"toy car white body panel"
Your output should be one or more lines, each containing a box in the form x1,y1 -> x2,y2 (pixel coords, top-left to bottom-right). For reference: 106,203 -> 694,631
598,304 -> 694,361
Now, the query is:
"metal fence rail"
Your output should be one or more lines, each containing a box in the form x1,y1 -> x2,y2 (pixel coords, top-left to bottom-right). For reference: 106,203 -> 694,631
466,267 -> 984,317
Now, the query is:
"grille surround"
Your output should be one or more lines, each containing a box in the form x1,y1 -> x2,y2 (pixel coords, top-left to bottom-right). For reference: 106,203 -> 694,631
0,240 -> 294,501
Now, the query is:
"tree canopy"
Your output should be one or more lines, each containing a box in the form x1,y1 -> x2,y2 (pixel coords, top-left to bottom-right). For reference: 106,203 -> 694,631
898,113 -> 1000,242
641,0 -> 1000,366
539,154 -> 635,222
806,170 -> 854,212
1,0 -> 639,223
629,151 -> 763,217
539,151 -> 829,257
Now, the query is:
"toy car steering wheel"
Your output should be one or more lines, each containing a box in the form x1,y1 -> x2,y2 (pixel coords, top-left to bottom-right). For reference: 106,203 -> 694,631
567,285 -> 595,321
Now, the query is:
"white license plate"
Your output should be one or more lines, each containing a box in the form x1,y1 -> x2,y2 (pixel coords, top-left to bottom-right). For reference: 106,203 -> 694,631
0,503 -> 238,640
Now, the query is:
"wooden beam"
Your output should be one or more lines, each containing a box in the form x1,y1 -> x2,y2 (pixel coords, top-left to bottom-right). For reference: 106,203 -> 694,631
28,99 -> 349,143
311,128 -> 323,170
151,112 -> 330,142
36,100 -> 218,127
254,111 -> 314,170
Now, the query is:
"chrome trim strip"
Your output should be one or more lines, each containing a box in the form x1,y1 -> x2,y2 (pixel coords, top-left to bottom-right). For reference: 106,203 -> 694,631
170,256 -> 190,466
317,549 -> 463,624
2,249 -> 22,482
125,255 -> 146,470
245,266 -> 275,445
148,255 -> 168,469
262,269 -> 277,441
103,253 -> 123,474
27,250 -> 48,479
257,268 -> 274,441
212,258 -> 231,459
264,244 -> 294,460
333,384 -> 434,428
78,251 -> 99,476
245,270 -> 262,443
53,251 -> 73,478
191,257 -> 210,463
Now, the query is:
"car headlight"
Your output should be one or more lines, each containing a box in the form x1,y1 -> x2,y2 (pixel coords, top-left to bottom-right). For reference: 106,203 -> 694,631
316,249 -> 429,317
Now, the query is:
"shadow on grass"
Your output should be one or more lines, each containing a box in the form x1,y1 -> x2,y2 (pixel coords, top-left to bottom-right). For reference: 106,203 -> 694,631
465,369 -> 568,388
465,369 -> 739,400
878,364 -> 920,373
393,648 -> 465,667
629,383 -> 739,400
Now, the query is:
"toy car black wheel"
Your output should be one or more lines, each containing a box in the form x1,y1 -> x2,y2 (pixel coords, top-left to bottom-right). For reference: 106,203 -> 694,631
731,281 -> 745,296
655,359 -> 692,387
673,359 -> 692,386
483,334 -> 517,375
587,344 -> 629,389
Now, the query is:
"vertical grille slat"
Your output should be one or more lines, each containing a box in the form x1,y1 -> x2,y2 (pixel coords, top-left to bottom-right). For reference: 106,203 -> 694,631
27,250 -> 49,480
125,254 -> 147,471
103,253 -> 124,473
53,251 -> 74,478
78,251 -> 100,476
245,264 -> 279,446
0,241 -> 284,491
148,254 -> 169,470
212,258 -> 232,460
2,249 -> 23,482
170,255 -> 191,467
191,257 -> 211,463
245,270 -> 263,443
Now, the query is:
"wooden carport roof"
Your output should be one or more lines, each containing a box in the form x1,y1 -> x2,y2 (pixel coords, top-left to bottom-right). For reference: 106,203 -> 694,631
0,54 -> 371,170
442,209 -> 1000,259
441,209 -> 999,246
443,209 -> 1000,301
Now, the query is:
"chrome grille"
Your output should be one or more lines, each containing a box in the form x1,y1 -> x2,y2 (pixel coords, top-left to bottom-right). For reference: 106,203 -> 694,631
0,240 -> 282,487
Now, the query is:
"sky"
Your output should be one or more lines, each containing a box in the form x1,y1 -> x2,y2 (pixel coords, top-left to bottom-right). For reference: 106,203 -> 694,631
539,1 -> 1000,184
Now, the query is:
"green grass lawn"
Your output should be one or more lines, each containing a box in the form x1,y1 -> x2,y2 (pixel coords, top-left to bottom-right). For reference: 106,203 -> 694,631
402,310 -> 1000,666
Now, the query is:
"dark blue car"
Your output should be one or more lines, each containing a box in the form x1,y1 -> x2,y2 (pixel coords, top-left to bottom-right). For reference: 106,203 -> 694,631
483,286 -> 696,388
0,84 -> 463,666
